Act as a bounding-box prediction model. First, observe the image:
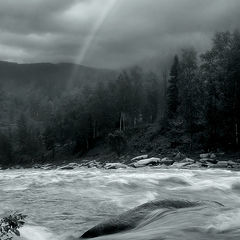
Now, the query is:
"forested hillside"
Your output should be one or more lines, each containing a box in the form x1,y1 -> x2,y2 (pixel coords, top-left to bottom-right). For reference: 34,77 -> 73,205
0,30 -> 240,166
0,61 -> 165,165
165,31 -> 240,151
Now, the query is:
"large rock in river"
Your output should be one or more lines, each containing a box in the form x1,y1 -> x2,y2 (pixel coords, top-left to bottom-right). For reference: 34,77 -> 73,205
80,199 -> 202,239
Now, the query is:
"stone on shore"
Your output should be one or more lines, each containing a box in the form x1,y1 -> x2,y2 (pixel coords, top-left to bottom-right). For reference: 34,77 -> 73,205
105,163 -> 128,169
187,163 -> 202,169
181,158 -> 195,163
228,161 -> 240,169
174,152 -> 186,160
82,160 -> 102,168
170,162 -> 192,168
210,153 -> 216,159
58,163 -> 80,170
216,161 -> 228,168
200,158 -> 218,164
40,164 -> 54,170
160,157 -> 174,166
200,153 -> 210,159
131,155 -> 148,161
134,157 -> 161,167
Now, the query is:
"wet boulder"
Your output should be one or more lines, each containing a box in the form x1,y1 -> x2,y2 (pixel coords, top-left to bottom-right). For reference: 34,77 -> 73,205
80,200 -> 202,239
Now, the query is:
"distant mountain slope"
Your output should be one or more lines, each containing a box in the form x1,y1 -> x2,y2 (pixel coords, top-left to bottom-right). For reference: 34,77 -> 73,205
0,61 -> 117,97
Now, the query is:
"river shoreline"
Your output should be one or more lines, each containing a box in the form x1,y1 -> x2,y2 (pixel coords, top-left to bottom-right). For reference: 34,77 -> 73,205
1,151 -> 240,171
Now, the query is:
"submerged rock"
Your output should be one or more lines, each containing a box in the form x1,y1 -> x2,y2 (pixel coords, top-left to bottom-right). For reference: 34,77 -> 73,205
134,157 -> 160,167
80,200 -> 202,239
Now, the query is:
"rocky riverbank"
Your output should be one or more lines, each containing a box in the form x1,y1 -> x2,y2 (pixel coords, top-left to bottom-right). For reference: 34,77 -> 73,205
4,152 -> 240,171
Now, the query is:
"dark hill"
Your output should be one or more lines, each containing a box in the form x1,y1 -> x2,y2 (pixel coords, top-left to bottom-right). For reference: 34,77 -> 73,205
0,61 -> 117,97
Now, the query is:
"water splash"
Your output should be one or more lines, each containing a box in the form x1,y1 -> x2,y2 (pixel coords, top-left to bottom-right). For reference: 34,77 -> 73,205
207,209 -> 240,233
20,225 -> 57,240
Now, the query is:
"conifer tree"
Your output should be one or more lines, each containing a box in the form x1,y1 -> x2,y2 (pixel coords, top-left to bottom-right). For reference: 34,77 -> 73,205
167,55 -> 180,118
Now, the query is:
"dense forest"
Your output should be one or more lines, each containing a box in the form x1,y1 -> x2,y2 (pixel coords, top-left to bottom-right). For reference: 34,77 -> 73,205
0,30 -> 240,166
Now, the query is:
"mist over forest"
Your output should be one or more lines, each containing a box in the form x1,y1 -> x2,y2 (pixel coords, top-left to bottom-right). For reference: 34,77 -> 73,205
0,30 -> 240,166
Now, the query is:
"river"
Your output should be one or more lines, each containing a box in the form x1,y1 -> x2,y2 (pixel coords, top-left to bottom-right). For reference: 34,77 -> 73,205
1,167 -> 240,240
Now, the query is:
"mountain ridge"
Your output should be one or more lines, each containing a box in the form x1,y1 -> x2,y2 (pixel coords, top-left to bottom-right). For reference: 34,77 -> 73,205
0,60 -> 117,97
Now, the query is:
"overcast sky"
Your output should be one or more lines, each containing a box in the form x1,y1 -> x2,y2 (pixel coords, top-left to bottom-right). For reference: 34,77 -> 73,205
0,0 -> 240,69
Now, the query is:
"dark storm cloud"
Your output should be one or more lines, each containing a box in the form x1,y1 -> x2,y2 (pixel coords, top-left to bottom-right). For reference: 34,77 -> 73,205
0,0 -> 240,68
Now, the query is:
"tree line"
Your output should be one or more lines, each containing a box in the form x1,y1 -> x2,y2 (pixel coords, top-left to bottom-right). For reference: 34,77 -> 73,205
0,66 -> 163,165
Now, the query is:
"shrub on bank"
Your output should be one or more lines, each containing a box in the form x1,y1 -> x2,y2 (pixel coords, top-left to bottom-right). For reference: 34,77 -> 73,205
0,213 -> 26,240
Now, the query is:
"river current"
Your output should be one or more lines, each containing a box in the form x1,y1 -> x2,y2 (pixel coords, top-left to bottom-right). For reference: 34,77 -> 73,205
1,167 -> 240,240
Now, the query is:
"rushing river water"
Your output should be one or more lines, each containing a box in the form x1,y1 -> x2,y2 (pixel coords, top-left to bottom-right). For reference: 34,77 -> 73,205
1,167 -> 240,240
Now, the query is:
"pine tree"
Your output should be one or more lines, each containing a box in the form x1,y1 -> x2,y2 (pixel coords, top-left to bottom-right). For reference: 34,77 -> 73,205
178,48 -> 199,149
201,31 -> 233,148
16,114 -> 29,155
228,30 -> 240,148
0,131 -> 13,165
167,55 -> 180,118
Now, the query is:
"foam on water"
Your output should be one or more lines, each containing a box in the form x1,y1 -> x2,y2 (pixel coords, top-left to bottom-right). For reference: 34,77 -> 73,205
1,167 -> 240,240
20,226 -> 58,240
137,191 -> 158,205
207,209 -> 240,233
